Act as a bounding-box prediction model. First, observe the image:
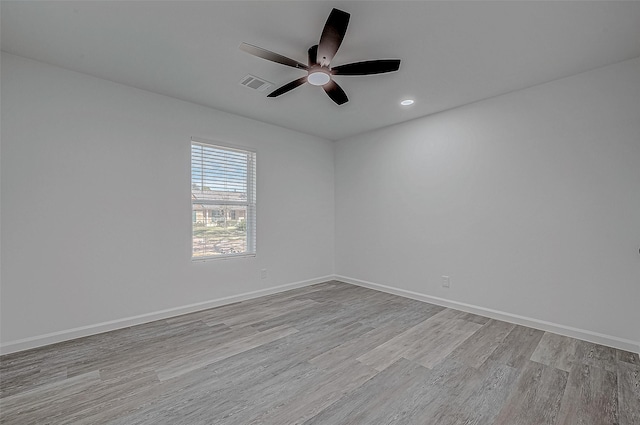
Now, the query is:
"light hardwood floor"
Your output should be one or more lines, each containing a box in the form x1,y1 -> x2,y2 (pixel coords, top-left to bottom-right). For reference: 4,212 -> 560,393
1,281 -> 638,424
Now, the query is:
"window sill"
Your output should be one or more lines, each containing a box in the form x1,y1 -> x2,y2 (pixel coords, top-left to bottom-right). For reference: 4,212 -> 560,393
192,253 -> 256,262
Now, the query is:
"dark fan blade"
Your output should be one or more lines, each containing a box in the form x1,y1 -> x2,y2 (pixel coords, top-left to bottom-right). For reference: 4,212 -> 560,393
323,80 -> 348,105
239,43 -> 308,70
308,45 -> 318,67
267,76 -> 308,98
332,59 -> 401,76
317,8 -> 350,67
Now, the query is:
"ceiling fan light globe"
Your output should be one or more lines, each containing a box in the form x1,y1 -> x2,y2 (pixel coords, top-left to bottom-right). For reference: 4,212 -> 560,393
308,71 -> 331,86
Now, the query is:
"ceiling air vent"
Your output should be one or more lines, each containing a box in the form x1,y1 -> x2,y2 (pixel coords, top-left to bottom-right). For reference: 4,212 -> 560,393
239,74 -> 272,92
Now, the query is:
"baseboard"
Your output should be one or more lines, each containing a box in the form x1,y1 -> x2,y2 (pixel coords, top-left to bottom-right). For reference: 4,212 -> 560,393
4,274 -> 637,356
335,275 -> 640,355
0,275 -> 333,356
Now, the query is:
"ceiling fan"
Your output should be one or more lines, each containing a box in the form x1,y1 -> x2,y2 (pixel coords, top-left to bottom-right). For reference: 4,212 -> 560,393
239,8 -> 401,105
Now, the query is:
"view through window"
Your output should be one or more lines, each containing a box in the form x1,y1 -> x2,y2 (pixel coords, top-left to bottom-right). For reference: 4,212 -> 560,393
191,140 -> 256,259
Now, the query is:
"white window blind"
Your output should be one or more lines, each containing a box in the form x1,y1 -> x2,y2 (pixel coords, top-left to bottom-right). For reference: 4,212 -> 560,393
191,140 -> 256,259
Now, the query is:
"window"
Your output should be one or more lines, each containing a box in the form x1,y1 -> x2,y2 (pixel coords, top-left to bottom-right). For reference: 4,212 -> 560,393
191,139 -> 256,259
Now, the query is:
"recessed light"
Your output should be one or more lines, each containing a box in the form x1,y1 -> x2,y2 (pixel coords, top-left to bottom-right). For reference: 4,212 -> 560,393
400,99 -> 414,106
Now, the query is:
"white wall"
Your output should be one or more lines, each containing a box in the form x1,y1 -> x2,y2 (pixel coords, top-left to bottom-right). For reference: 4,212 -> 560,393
335,58 -> 640,350
2,52 -> 639,355
0,53 -> 335,351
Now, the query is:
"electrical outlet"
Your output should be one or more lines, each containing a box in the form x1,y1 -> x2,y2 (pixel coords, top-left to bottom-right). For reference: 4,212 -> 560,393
260,269 -> 268,279
441,275 -> 450,288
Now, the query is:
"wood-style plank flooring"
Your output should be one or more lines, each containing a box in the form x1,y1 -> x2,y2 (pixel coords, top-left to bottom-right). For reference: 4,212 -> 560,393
1,281 -> 638,424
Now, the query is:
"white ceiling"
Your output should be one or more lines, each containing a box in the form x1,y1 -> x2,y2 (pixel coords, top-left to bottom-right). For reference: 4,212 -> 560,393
2,1 -> 640,141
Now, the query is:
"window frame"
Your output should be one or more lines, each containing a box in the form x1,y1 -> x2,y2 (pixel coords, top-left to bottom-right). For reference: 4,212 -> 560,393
190,137 -> 256,261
